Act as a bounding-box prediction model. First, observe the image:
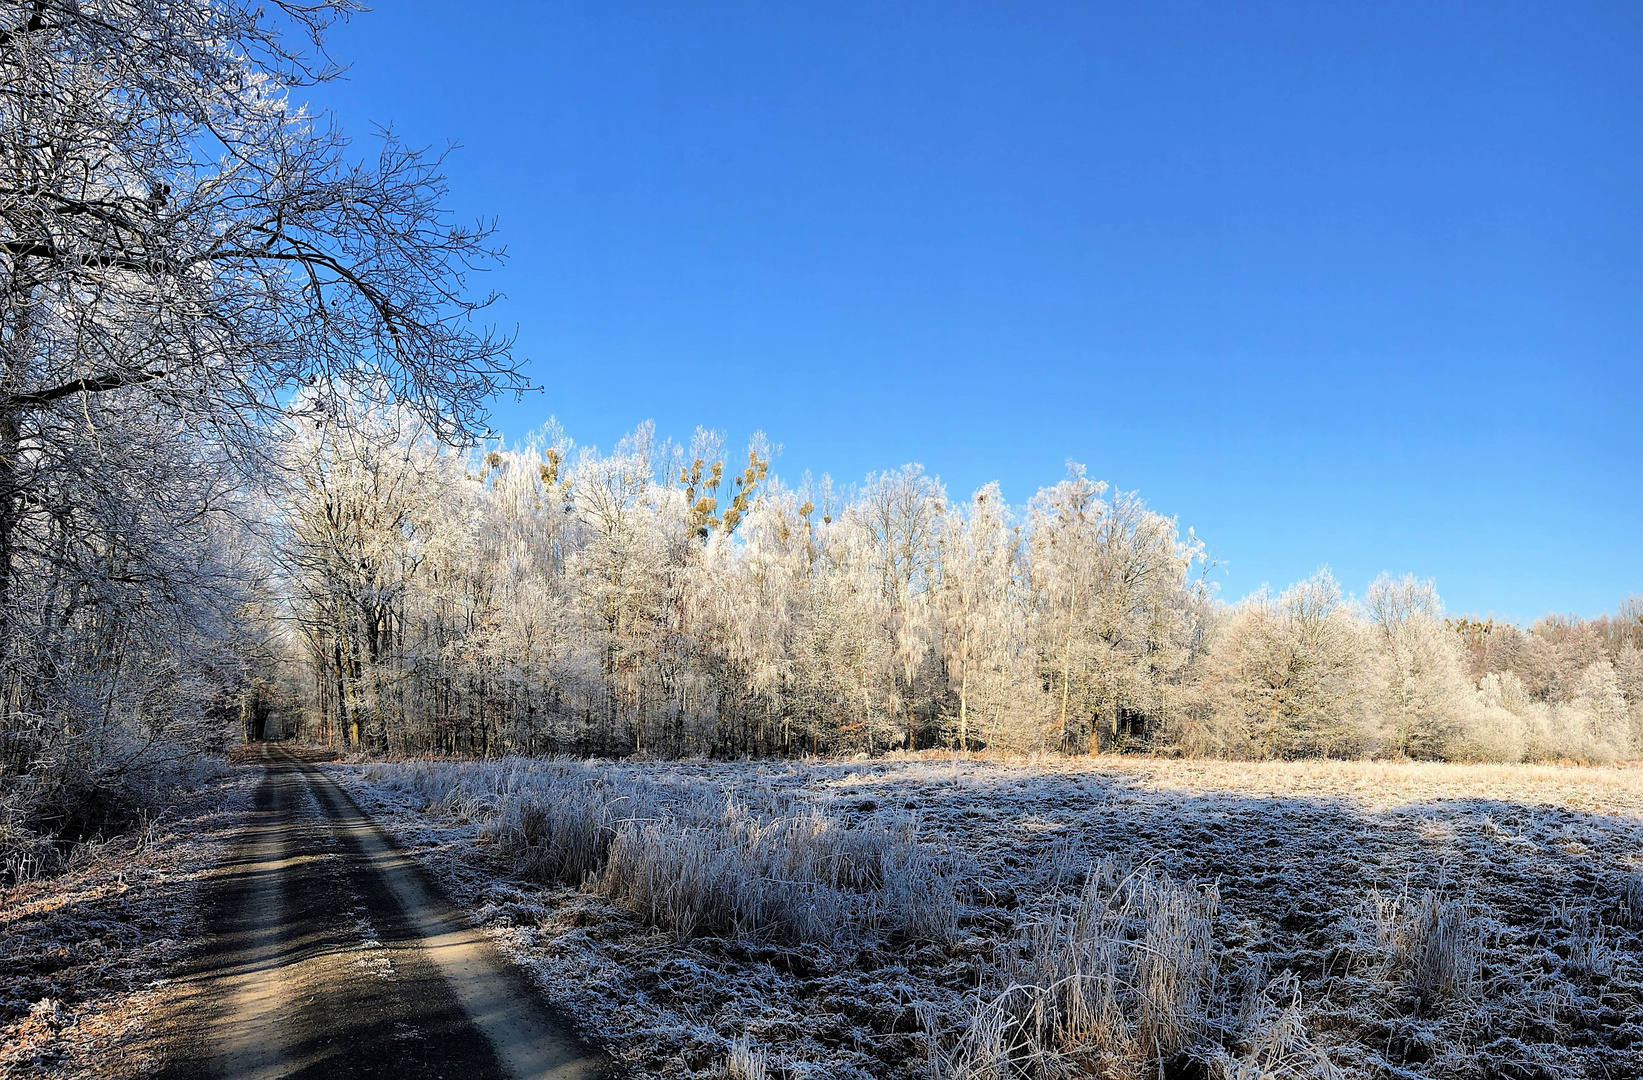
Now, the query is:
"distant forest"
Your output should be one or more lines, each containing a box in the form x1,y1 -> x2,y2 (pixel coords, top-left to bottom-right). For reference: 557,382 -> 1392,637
257,402 -> 1642,767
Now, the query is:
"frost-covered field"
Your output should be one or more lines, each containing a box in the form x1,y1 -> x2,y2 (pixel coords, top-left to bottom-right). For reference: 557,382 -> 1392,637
334,756 -> 1643,1080
0,768 -> 255,1079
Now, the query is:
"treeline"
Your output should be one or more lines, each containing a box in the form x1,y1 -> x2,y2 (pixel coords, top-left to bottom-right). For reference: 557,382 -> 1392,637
269,401 -> 1643,764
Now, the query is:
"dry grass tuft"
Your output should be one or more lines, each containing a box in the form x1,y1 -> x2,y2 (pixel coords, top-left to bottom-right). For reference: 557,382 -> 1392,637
725,1035 -> 769,1080
1368,881 -> 1484,1004
1556,900 -> 1615,980
1210,971 -> 1342,1080
482,779 -> 616,886
1618,871 -> 1643,928
930,861 -> 1221,1079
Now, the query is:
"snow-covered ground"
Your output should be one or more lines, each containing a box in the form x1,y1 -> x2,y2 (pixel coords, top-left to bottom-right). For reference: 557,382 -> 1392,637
0,768 -> 256,1079
335,756 -> 1643,1079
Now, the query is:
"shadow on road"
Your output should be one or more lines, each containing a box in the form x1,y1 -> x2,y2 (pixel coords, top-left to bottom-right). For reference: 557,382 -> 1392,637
152,745 -> 608,1080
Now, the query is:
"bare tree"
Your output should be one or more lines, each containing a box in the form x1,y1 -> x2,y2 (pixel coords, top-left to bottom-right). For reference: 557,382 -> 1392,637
0,0 -> 523,654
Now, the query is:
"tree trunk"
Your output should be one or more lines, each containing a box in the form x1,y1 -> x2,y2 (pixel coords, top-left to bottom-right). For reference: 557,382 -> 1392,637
0,407 -> 18,692
1059,572 -> 1078,749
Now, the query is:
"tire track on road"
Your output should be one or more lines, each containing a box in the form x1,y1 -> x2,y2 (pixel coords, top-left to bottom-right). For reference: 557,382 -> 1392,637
154,745 -> 608,1080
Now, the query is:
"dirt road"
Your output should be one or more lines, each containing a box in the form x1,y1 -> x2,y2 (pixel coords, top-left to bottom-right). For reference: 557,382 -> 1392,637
153,745 -> 607,1080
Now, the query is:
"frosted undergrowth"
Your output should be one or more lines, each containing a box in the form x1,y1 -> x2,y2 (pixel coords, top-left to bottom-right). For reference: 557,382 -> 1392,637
366,757 -> 960,947
336,755 -> 1643,1080
0,769 -> 256,1079
929,860 -> 1227,1080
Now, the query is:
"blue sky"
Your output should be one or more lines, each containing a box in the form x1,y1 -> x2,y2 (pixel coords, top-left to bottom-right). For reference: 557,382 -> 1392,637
304,1 -> 1641,622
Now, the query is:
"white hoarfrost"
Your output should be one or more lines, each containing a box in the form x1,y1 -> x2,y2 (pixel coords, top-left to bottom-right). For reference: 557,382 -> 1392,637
330,755 -> 1643,1079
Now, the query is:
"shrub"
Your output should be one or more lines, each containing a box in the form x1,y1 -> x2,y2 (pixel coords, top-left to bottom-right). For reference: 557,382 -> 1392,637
2,718 -> 223,885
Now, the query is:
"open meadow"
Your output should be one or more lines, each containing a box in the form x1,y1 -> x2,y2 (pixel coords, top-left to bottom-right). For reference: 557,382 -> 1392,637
333,755 -> 1643,1080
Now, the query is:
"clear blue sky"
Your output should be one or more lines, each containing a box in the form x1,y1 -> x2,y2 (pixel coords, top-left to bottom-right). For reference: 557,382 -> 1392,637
304,1 -> 1641,623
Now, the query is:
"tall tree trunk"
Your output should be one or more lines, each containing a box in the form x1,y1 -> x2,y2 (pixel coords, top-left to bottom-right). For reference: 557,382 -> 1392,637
0,407 -> 18,694
0,280 -> 30,706
1059,572 -> 1078,749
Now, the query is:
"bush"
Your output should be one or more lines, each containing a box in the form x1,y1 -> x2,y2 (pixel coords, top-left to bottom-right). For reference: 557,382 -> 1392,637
1,710 -> 221,885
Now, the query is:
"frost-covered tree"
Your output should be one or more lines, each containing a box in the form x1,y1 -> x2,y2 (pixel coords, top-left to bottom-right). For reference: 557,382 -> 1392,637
1619,644 -> 1643,751
1028,466 -> 1106,750
565,423 -> 683,751
279,397 -> 462,750
0,1 -> 521,864
1203,570 -> 1367,759
853,465 -> 944,750
264,404 -> 1641,767
1449,596 -> 1643,763
0,0 -> 520,634
799,504 -> 905,754
937,484 -> 1038,751
0,394 -> 261,868
1571,661 -> 1631,761
1028,465 -> 1208,752
1362,574 -> 1476,759
689,481 -> 807,753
